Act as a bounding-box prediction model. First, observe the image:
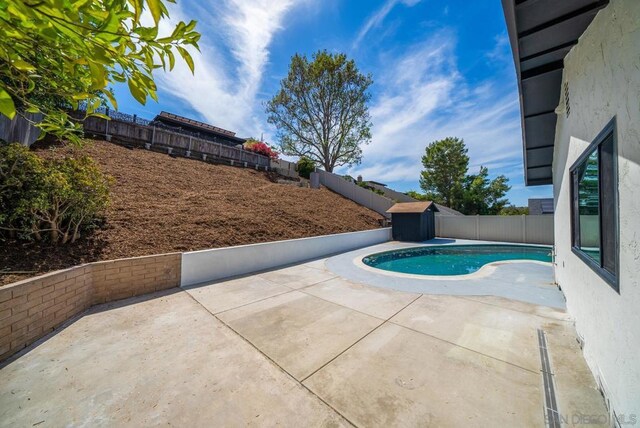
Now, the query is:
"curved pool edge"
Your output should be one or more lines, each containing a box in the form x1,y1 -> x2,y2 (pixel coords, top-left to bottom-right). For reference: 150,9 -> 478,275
354,254 -> 553,281
323,239 -> 566,309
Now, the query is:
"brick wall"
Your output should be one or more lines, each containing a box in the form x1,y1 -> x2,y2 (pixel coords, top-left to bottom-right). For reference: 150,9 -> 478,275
92,254 -> 181,304
0,253 -> 180,362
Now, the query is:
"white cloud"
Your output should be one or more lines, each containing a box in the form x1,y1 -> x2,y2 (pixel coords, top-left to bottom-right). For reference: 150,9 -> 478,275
153,0 -> 304,136
343,32 -> 525,190
353,0 -> 422,48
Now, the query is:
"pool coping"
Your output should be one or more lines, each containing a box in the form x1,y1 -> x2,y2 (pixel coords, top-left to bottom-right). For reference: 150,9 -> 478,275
354,254 -> 553,281
324,239 -> 566,309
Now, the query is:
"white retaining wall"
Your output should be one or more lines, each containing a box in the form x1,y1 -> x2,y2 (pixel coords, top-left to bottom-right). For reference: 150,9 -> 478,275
181,228 -> 392,287
436,215 -> 554,245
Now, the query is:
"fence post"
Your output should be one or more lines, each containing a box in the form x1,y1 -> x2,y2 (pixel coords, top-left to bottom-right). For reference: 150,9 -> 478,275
522,215 -> 527,243
475,215 -> 480,240
151,126 -> 155,146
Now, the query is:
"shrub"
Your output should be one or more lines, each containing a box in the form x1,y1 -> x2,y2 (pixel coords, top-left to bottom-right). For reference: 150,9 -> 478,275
244,139 -> 279,159
297,157 -> 316,179
0,143 -> 112,244
356,181 -> 385,196
0,144 -> 46,237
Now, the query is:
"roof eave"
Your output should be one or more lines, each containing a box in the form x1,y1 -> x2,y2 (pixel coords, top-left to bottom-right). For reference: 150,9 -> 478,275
502,0 -> 531,186
501,0 -> 609,187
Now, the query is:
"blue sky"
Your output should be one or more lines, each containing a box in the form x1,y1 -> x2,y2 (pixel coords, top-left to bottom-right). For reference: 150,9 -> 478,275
114,0 -> 553,206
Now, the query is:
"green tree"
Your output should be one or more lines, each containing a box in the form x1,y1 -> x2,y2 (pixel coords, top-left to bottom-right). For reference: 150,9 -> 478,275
418,137 -> 511,214
419,137 -> 469,208
499,205 -> 529,215
0,0 -> 200,143
266,51 -> 373,172
404,190 -> 428,201
459,166 -> 510,215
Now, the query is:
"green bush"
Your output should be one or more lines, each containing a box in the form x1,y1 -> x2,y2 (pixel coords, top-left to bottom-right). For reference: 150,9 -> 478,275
356,181 -> 385,196
0,143 -> 112,244
297,157 -> 316,179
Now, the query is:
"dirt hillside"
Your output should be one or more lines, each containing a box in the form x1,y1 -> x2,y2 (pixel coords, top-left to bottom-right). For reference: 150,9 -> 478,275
0,140 -> 382,285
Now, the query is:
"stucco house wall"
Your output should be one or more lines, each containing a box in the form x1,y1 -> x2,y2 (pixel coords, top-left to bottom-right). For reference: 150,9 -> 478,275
552,0 -> 640,418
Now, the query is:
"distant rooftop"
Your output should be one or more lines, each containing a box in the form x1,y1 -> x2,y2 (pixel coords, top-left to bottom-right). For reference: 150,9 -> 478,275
528,198 -> 554,215
152,111 -> 247,147
434,204 -> 463,216
154,112 -> 238,138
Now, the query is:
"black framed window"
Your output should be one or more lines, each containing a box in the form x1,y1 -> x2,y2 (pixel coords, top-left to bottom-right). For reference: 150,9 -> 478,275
570,118 -> 619,292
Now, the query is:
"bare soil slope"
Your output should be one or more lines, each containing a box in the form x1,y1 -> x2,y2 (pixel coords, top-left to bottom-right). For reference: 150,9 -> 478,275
1,140 -> 382,285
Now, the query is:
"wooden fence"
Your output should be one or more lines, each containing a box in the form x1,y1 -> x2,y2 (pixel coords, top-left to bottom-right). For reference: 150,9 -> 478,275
82,114 -> 270,169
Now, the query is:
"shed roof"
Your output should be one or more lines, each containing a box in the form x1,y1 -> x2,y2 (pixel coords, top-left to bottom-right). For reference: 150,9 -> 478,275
387,201 -> 439,214
501,0 -> 609,186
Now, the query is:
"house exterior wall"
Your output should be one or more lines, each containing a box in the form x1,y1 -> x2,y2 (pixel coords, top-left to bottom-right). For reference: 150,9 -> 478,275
552,0 -> 640,418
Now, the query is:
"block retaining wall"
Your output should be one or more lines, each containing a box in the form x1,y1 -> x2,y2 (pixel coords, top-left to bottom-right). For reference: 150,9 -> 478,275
1,228 -> 392,362
0,253 -> 181,361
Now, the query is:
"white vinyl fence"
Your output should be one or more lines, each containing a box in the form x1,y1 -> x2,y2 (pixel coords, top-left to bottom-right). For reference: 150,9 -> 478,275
316,170 -> 394,217
271,158 -> 299,179
436,215 -> 554,245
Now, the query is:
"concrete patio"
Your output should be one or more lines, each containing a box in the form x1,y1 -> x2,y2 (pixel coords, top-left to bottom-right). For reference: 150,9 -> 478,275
0,248 -> 608,427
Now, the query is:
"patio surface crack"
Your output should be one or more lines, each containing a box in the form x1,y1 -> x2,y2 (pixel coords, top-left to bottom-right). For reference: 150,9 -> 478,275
183,291 -> 359,428
299,294 -> 423,383
286,288 -> 545,375
211,289 -> 294,315
386,319 -> 540,375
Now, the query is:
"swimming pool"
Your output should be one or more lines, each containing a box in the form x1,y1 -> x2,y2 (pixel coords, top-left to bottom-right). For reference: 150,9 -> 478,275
362,244 -> 552,276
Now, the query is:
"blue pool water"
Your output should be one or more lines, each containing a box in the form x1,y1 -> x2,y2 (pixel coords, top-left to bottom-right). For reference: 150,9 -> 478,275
362,244 -> 552,276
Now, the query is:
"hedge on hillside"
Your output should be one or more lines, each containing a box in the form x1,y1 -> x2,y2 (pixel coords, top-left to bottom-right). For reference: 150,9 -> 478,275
297,157 -> 316,179
0,144 -> 112,244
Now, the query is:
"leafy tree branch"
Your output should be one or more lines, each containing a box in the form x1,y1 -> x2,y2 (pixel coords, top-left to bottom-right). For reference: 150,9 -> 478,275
0,0 -> 200,143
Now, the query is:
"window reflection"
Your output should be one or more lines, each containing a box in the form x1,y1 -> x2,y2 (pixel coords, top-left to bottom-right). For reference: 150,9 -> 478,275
577,149 -> 600,263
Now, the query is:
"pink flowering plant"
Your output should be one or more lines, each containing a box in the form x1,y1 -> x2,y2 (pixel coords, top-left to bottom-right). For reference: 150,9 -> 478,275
244,139 -> 279,159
